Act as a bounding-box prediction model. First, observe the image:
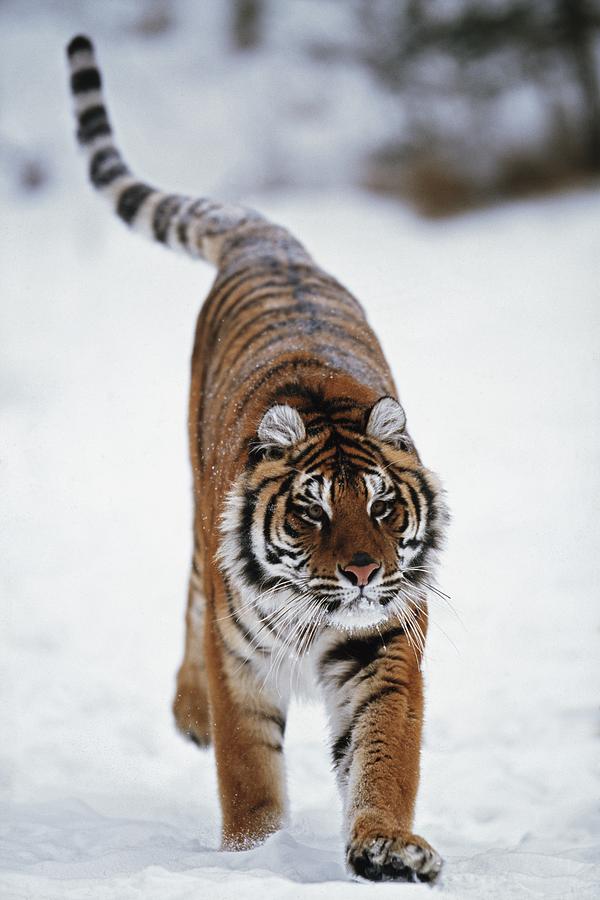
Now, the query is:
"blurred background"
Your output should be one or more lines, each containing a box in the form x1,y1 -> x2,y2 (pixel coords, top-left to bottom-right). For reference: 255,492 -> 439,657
3,0 -> 600,211
2,3 -> 599,899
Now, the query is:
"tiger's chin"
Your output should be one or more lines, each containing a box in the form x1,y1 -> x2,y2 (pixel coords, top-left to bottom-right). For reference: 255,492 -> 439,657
325,597 -> 393,632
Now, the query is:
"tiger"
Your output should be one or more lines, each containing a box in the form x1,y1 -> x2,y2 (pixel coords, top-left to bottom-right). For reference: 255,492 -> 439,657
66,35 -> 449,883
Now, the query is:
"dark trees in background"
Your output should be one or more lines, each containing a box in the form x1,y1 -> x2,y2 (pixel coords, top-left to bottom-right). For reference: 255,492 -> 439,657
561,0 -> 600,169
2,0 -> 598,210
358,0 -> 600,212
231,0 -> 264,51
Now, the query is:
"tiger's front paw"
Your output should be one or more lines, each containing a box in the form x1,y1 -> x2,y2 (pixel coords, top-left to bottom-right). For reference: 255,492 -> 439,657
347,831 -> 442,884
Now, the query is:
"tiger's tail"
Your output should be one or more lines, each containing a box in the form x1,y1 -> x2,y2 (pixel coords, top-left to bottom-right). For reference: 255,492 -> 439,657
66,35 -> 310,269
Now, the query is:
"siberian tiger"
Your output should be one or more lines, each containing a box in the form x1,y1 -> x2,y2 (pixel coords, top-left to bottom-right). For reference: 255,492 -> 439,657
66,35 -> 449,883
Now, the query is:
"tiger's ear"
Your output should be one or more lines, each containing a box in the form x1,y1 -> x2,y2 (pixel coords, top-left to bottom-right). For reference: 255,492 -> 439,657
257,404 -> 306,452
366,396 -> 408,448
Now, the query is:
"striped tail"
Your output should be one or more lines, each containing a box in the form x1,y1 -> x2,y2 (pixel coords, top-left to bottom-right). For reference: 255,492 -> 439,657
66,35 -> 310,270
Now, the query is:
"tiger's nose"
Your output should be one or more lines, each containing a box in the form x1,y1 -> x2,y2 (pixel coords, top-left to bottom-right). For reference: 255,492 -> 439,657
340,552 -> 381,587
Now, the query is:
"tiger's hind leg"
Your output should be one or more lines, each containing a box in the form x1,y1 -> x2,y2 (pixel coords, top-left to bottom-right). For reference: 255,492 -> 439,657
173,562 -> 211,747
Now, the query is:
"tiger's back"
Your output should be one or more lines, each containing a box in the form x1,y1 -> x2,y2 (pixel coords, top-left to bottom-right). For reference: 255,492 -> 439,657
67,35 -> 448,884
192,233 -> 396,529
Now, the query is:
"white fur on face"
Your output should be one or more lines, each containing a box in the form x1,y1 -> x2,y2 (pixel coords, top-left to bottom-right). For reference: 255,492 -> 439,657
326,598 -> 395,631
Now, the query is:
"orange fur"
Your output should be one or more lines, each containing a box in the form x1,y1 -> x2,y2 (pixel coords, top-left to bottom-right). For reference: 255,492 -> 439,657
67,35 -> 448,882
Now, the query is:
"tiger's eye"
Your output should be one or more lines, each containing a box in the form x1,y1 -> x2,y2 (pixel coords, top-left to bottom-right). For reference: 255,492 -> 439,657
307,503 -> 324,520
371,499 -> 387,517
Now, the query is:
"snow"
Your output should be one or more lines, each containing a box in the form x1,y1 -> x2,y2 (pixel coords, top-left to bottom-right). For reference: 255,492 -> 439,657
2,6 -> 600,900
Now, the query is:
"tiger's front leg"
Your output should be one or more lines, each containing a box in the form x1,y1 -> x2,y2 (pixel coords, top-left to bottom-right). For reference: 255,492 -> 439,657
204,579 -> 288,850
319,618 -> 442,884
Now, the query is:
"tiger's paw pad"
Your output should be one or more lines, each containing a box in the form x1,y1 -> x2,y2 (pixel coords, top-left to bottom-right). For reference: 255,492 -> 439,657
347,833 -> 442,883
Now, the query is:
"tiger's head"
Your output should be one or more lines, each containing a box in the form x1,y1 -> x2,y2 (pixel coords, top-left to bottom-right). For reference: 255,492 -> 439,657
219,395 -> 448,632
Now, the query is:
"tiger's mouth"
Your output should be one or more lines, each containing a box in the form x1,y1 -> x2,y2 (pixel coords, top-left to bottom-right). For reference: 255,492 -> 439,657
246,568 -> 420,634
286,569 -> 419,631
325,596 -> 393,630
306,584 -> 403,630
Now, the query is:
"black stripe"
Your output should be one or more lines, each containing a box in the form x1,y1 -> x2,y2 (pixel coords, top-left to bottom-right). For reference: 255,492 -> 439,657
351,685 -> 402,724
304,414 -> 356,430
93,164 -> 128,187
209,285 -> 293,343
152,194 -> 184,243
253,710 -> 286,736
257,741 -> 283,753
291,438 -> 322,468
391,467 -> 436,511
333,430 -> 378,459
222,580 -> 269,653
89,147 -> 128,188
401,480 -> 423,531
334,657 -> 374,688
71,67 -> 101,94
176,198 -> 216,246
207,267 -> 263,321
293,429 -> 374,473
319,625 -> 405,676
117,183 -> 155,224
400,538 -> 421,549
331,683 -> 403,770
206,273 -> 280,341
264,479 -> 294,564
363,735 -> 392,757
208,294 -> 297,386
302,446 -> 338,473
211,301 -> 296,363
220,293 -> 360,344
378,674 -> 412,689
272,541 -> 303,560
89,147 -> 117,176
67,35 -> 93,56
320,632 -> 384,673
306,450 -> 372,474
332,729 -> 352,767
237,358 -> 326,415
283,516 -> 299,539
238,492 -> 264,588
230,319 -> 377,371
219,632 -> 252,666
77,104 -> 111,144
248,471 -> 292,493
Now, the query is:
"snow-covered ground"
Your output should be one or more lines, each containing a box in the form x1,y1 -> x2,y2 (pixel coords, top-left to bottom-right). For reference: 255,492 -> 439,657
2,7 -> 600,900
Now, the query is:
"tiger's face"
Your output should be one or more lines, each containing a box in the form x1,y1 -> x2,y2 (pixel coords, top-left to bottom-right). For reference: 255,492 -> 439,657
219,397 -> 447,632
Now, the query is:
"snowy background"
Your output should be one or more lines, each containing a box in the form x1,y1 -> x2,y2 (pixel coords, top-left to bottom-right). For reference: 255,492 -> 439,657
2,3 -> 599,898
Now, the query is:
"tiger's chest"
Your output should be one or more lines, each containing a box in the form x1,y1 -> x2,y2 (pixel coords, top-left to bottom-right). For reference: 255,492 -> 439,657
224,592 -> 340,701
